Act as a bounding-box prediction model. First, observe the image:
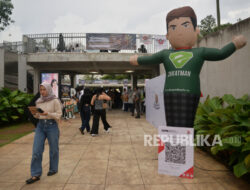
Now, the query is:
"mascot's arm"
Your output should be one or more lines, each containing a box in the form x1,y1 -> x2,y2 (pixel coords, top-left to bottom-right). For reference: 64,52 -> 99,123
202,42 -> 236,61
138,50 -> 165,65
202,35 -> 247,61
130,50 -> 165,66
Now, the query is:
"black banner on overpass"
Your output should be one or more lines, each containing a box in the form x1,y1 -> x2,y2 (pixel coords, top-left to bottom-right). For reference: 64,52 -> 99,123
86,33 -> 136,50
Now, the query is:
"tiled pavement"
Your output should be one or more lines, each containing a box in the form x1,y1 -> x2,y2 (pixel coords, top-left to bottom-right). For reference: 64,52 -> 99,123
0,111 -> 249,190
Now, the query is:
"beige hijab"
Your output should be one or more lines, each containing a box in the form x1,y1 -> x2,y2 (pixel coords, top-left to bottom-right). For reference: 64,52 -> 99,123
36,82 -> 57,104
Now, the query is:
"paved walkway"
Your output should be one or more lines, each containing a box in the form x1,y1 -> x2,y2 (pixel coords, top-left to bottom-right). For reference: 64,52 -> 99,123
0,111 -> 248,190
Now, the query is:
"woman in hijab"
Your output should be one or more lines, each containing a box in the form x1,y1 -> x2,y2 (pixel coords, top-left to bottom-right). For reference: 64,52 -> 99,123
26,82 -> 62,184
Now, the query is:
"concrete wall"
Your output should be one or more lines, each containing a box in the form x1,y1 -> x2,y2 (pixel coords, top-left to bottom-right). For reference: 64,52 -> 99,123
198,18 -> 250,98
4,51 -> 19,90
0,48 -> 19,90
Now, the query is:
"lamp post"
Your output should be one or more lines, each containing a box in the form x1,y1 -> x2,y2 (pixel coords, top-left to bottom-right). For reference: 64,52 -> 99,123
216,0 -> 221,27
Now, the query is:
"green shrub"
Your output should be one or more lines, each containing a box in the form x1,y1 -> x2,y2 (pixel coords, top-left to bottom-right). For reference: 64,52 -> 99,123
0,88 -> 34,124
194,94 -> 250,178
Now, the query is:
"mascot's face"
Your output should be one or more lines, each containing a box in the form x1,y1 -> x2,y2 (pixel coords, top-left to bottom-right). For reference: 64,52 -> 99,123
166,17 -> 200,49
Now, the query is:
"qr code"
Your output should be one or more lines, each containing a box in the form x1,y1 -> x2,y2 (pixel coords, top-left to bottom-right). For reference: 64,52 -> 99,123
165,142 -> 186,164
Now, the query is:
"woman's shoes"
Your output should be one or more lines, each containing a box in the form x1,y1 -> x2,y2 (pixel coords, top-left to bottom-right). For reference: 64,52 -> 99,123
105,128 -> 110,133
26,176 -> 40,184
79,128 -> 84,135
47,171 -> 57,176
25,171 -> 57,184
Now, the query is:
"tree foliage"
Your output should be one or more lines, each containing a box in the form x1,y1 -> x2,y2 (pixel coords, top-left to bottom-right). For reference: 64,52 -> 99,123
0,88 -> 34,124
0,0 -> 14,31
199,15 -> 216,36
42,38 -> 52,51
100,74 -> 151,80
199,14 -> 232,37
216,0 -> 221,27
83,75 -> 98,80
101,74 -> 130,80
213,23 -> 232,33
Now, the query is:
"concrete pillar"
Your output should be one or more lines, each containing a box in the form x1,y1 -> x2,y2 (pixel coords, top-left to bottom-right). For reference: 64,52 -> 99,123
0,48 -> 4,89
70,75 -> 74,87
159,64 -> 165,75
33,68 -> 40,94
18,53 -> 27,92
131,74 -> 137,89
73,74 -> 77,88
130,74 -> 133,89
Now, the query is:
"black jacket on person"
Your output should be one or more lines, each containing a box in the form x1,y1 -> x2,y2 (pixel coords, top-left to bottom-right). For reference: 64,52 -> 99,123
79,93 -> 92,112
25,92 -> 40,127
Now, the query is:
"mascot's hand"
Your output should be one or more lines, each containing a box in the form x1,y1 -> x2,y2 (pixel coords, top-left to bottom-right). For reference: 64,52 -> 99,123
233,35 -> 247,49
130,55 -> 139,66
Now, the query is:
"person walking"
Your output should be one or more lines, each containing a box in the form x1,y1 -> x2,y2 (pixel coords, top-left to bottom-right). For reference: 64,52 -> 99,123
90,88 -> 111,136
122,88 -> 129,112
107,88 -> 114,110
141,91 -> 146,114
128,88 -> 134,116
134,87 -> 141,119
26,82 -> 62,184
100,99 -> 112,129
79,88 -> 92,134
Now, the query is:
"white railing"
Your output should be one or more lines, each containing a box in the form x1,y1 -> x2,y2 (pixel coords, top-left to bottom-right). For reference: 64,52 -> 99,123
1,33 -> 169,54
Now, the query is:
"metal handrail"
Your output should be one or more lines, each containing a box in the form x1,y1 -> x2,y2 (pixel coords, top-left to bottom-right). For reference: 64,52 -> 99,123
1,32 -> 169,54
0,41 -> 24,53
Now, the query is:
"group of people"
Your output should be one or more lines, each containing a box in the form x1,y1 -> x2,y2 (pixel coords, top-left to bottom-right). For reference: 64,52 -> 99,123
78,87 -> 112,136
121,87 -> 145,119
77,86 -> 146,138
106,88 -> 123,109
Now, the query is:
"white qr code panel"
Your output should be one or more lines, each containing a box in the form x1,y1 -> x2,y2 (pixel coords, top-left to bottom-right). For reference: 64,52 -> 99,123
165,142 -> 186,164
158,126 -> 194,178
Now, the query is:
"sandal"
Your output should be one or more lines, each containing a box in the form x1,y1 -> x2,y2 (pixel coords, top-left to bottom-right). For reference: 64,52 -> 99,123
26,176 -> 40,184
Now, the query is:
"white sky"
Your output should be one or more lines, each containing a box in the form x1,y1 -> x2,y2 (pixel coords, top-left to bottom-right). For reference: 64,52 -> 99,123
0,0 -> 250,42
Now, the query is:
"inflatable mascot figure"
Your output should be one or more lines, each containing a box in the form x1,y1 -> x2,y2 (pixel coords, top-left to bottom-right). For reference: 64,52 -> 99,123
130,6 -> 247,128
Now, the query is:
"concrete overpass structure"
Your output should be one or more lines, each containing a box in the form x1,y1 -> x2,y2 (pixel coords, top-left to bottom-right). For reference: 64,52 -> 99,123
0,49 -> 159,94
27,52 -> 158,75
27,52 -> 159,93
1,33 -> 165,94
